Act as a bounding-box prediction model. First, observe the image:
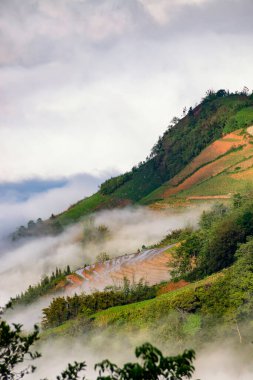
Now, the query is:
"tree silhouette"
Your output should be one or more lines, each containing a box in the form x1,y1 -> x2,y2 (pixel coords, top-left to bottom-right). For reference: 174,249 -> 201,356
0,320 -> 197,380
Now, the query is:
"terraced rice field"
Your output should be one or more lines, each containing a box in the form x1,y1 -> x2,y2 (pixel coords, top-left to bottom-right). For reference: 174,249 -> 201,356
65,246 -> 174,293
160,130 -> 253,199
169,132 -> 245,187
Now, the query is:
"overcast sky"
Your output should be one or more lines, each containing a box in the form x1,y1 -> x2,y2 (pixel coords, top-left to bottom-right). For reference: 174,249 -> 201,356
1,0 -> 253,183
0,0 -> 253,231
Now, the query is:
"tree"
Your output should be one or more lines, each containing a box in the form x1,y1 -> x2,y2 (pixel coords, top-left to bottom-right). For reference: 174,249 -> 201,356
0,321 -> 40,379
51,221 -> 63,235
199,202 -> 228,229
96,252 -> 110,263
188,107 -> 194,117
242,86 -> 249,96
27,220 -> 36,230
171,233 -> 201,279
233,193 -> 243,209
170,117 -> 180,126
0,319 -> 197,380
95,343 -> 196,380
216,89 -> 227,97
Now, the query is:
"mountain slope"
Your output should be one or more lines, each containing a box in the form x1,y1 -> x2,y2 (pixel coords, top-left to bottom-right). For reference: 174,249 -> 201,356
143,127 -> 253,204
41,201 -> 253,347
12,91 -> 253,237
53,92 -> 253,225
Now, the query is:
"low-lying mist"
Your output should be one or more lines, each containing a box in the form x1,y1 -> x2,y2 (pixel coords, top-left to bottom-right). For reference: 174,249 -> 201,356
0,204 -> 208,327
2,203 -> 253,379
31,321 -> 253,380
0,173 -> 107,239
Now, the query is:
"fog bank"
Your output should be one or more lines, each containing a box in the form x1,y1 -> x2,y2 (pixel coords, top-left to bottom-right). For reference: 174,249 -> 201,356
1,204 -> 208,326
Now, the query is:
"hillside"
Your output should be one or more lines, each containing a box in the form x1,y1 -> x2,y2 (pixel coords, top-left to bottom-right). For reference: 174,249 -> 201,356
61,245 -> 174,293
39,199 -> 253,351
55,91 -> 253,225
144,127 -> 253,205
8,179 -> 253,359
12,90 -> 253,239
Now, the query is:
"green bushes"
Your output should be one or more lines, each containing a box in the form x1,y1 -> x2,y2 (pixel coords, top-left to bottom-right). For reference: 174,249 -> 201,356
82,220 -> 110,244
197,205 -> 253,277
223,106 -> 253,134
10,266 -> 71,306
42,279 -> 156,328
100,172 -> 133,195
42,235 -> 253,343
171,200 -> 253,280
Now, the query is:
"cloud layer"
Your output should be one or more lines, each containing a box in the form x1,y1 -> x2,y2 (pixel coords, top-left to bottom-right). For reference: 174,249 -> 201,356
1,204 -> 205,310
0,0 -> 252,182
0,173 -> 108,237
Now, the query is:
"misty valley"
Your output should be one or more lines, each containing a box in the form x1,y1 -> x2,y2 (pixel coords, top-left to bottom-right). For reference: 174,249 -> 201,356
2,89 -> 253,379
1,1 -> 253,376
2,193 -> 253,379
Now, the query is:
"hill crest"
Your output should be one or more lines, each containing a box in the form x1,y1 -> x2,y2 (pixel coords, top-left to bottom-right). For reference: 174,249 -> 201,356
11,90 -> 253,239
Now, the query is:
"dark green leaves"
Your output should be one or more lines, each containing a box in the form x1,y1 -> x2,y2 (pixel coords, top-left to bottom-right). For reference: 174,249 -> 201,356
95,343 -> 196,380
0,322 -> 40,380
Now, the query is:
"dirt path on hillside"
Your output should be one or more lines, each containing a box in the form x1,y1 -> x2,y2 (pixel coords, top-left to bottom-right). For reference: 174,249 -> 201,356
187,195 -> 231,200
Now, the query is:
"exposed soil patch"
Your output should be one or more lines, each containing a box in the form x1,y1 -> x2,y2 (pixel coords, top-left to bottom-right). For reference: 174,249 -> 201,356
230,166 -> 253,180
158,279 -> 189,295
187,195 -> 231,200
162,130 -> 253,198
169,132 -> 244,187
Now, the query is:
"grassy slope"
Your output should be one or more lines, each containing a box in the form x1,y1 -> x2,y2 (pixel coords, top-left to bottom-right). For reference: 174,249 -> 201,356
168,140 -> 253,200
42,272 -> 222,339
52,94 -> 253,225
143,130 -> 253,204
112,96 -> 253,202
91,273 -> 221,329
175,170 -> 253,198
56,192 -> 109,225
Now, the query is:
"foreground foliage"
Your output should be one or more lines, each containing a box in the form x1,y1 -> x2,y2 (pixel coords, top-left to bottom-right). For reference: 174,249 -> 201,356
95,343 -> 195,380
0,321 -> 196,380
0,321 -> 40,379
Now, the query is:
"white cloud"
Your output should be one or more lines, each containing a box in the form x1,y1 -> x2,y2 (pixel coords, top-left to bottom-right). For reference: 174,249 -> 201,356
0,204 -> 204,308
0,173 -> 108,237
0,0 -> 252,182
